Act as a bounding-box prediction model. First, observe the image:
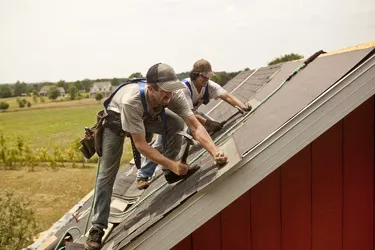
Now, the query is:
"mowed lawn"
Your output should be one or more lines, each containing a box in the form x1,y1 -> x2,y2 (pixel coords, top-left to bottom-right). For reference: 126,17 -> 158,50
0,102 -> 102,149
0,100 -> 133,237
0,95 -> 97,111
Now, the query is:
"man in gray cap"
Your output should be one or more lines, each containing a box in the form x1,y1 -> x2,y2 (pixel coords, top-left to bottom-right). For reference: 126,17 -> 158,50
85,63 -> 228,250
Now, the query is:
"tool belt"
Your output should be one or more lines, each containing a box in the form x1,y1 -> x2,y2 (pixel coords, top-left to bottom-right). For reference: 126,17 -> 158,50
79,110 -> 145,170
79,110 -> 108,159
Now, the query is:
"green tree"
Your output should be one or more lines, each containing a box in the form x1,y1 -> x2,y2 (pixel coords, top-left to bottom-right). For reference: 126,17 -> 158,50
176,71 -> 189,80
0,193 -> 37,249
48,87 -> 60,100
68,85 -> 79,100
211,71 -> 239,86
211,74 -> 222,85
128,72 -> 143,79
29,84 -> 39,94
13,81 -> 28,96
81,79 -> 93,92
0,102 -> 9,111
95,92 -> 104,102
0,85 -> 13,98
111,77 -> 120,86
268,53 -> 303,66
57,80 -> 68,91
73,81 -> 83,91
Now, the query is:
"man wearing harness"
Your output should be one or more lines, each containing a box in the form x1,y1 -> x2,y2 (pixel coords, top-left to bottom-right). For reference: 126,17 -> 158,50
85,63 -> 228,250
136,59 -> 251,190
183,59 -> 252,132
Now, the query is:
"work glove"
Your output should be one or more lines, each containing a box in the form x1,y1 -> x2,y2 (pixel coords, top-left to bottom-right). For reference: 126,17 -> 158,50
242,102 -> 252,112
205,119 -> 223,133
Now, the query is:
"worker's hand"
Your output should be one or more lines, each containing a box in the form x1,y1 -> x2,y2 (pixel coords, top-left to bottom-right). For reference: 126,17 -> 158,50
242,102 -> 252,112
213,151 -> 228,167
169,161 -> 189,176
205,119 -> 223,133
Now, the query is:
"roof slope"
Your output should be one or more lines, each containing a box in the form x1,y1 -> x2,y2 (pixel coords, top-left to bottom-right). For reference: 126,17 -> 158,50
36,42 -> 375,250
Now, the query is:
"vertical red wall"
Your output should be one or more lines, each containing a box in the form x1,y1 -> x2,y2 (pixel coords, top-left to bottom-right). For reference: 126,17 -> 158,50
281,146 -> 312,250
343,97 -> 374,250
172,96 -> 374,250
251,169 -> 281,250
221,192 -> 251,250
312,121 -> 343,250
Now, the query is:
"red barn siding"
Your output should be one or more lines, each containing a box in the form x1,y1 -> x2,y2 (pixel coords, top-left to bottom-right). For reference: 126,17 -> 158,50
251,169 -> 281,250
171,235 -> 191,250
172,96 -> 374,250
221,191 -> 251,250
343,97 -> 374,250
281,145 -> 312,250
191,214 -> 221,250
312,121 -> 343,250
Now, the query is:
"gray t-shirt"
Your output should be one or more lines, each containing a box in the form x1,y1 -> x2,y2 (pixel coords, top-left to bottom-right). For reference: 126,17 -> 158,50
182,78 -> 227,111
107,83 -> 193,134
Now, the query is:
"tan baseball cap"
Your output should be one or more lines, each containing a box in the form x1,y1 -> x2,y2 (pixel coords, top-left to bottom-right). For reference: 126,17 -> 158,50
191,59 -> 215,77
146,63 -> 186,92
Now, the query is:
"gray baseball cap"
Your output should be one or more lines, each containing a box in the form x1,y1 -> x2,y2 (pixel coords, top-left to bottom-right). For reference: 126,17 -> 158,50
146,63 -> 186,92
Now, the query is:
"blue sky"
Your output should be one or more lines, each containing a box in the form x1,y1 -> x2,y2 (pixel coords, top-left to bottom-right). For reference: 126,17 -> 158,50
1,0 -> 374,83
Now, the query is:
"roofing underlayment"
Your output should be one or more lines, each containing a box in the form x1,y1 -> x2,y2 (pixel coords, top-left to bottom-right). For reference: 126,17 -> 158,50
31,41 -> 375,250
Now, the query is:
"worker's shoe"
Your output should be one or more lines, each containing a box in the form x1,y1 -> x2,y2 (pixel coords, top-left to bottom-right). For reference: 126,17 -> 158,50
163,165 -> 200,184
84,226 -> 104,250
136,178 -> 149,190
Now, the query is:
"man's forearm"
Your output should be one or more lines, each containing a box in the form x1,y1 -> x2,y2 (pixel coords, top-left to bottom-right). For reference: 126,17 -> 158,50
222,93 -> 246,109
191,124 -> 218,156
136,141 -> 173,168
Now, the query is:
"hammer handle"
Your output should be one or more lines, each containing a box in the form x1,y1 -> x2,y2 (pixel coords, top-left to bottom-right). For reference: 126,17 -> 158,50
181,142 -> 191,164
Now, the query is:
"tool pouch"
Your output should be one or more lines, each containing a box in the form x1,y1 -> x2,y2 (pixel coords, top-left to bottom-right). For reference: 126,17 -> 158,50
93,110 -> 106,157
79,110 -> 106,159
79,125 -> 95,160
79,134 -> 96,159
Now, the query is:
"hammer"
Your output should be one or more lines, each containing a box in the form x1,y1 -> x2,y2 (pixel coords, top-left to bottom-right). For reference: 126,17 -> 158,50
220,106 -> 246,126
177,131 -> 198,163
162,131 -> 200,184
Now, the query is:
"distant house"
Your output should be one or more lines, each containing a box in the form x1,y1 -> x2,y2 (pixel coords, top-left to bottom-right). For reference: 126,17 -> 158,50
57,87 -> 66,97
90,81 -> 113,97
39,86 -> 66,97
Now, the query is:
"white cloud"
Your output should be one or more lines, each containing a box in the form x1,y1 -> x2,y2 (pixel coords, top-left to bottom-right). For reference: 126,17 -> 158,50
225,5 -> 236,13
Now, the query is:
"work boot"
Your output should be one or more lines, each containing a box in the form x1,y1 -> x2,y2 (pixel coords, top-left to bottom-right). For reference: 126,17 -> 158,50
84,227 -> 104,250
136,178 -> 149,190
163,165 -> 200,184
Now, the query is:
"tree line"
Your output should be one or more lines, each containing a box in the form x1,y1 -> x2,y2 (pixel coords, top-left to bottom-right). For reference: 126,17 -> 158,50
0,71 -> 240,99
0,53 -> 304,99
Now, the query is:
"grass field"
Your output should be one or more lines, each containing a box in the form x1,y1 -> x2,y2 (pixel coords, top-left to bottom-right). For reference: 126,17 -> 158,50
0,98 -> 133,239
0,95 -> 98,111
0,167 -> 98,234
0,102 -> 102,149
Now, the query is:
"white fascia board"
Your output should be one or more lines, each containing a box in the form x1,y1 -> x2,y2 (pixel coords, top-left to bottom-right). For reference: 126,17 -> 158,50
125,54 -> 375,250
